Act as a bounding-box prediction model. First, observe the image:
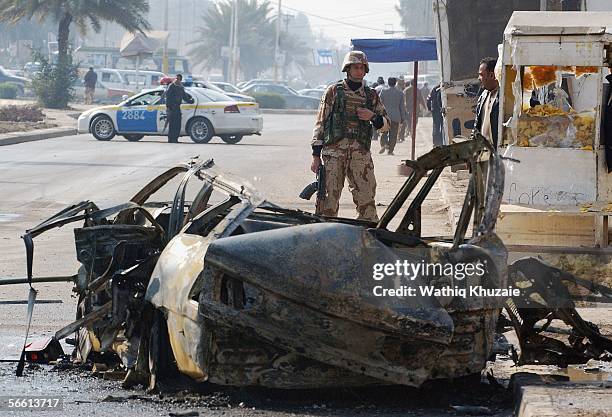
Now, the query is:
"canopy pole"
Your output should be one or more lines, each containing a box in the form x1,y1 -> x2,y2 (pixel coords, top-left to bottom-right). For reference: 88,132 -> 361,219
411,61 -> 419,160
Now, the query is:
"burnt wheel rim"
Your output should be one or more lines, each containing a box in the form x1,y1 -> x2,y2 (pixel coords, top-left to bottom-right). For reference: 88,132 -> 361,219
94,119 -> 113,139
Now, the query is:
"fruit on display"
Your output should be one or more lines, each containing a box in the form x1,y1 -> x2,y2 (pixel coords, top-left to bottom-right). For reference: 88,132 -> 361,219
524,104 -> 566,117
517,105 -> 595,148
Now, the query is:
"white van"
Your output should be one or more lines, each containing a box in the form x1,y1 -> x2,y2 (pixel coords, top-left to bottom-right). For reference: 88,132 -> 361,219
117,70 -> 165,92
97,68 -> 129,92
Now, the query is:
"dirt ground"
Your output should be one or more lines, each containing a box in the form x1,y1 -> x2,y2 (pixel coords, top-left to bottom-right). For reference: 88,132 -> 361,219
0,121 -> 56,134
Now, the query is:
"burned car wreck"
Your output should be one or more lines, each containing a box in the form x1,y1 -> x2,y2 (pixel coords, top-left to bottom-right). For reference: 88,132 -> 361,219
18,136 -> 612,390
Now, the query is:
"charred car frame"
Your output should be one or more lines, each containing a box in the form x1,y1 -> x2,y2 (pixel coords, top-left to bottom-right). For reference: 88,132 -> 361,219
16,135 -> 612,389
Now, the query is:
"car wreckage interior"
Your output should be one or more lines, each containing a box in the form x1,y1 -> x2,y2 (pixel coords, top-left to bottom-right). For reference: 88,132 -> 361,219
16,135 -> 612,390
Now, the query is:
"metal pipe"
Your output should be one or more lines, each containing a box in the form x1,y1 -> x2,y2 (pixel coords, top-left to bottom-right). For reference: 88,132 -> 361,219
411,61 -> 419,160
0,275 -> 76,286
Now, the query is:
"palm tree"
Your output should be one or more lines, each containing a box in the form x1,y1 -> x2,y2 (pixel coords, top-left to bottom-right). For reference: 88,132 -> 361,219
278,30 -> 311,80
189,0 -> 275,80
0,0 -> 151,67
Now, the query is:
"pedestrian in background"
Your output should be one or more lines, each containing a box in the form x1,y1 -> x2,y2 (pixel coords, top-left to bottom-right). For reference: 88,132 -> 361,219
420,82 -> 431,112
83,67 -> 97,105
403,78 -> 427,140
396,76 -> 407,142
427,83 -> 445,147
374,76 -> 385,95
378,77 -> 405,155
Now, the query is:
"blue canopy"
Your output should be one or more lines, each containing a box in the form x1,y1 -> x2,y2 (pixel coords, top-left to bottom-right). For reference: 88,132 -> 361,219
350,38 -> 437,63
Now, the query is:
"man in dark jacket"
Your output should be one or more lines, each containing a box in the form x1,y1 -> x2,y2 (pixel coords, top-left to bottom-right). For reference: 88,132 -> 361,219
473,57 -> 499,183
427,83 -> 444,147
474,57 -> 499,148
165,74 -> 193,143
83,67 -> 97,104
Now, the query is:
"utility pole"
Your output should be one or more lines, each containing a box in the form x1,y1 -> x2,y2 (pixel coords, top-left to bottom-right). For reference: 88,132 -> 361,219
231,0 -> 239,84
273,0 -> 281,81
177,6 -> 182,55
227,1 -> 235,82
282,12 -> 293,80
162,0 -> 169,74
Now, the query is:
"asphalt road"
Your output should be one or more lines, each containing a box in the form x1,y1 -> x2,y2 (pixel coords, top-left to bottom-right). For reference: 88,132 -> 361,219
0,114 -> 512,417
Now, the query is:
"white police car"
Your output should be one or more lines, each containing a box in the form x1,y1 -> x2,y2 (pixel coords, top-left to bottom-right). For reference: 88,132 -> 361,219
77,84 -> 263,144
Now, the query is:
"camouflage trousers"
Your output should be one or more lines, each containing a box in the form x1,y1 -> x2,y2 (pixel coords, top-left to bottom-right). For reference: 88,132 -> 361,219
317,138 -> 378,221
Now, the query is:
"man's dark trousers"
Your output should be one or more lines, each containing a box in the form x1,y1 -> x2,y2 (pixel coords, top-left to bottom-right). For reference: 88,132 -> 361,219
381,121 -> 399,153
167,108 -> 181,143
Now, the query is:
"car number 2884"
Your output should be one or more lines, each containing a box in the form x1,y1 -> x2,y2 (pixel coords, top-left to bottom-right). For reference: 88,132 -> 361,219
121,110 -> 146,120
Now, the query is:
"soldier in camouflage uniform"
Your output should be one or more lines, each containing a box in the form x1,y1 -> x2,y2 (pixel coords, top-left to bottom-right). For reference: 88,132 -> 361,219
310,51 -> 390,221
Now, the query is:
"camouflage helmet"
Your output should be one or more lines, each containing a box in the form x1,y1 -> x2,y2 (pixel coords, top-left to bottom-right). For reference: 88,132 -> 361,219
341,50 -> 369,73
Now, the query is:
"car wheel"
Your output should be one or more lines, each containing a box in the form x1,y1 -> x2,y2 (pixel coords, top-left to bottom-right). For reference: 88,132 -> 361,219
90,115 -> 116,141
187,117 -> 214,144
220,134 -> 243,144
123,134 -> 144,142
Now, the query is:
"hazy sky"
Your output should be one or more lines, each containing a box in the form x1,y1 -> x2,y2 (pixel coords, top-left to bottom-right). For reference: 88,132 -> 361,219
281,0 -> 403,46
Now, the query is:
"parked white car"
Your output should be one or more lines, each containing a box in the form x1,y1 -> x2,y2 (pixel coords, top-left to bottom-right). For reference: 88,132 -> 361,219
77,87 -> 263,144
117,69 -> 165,91
72,79 -> 132,103
97,68 -> 130,91
192,79 -> 256,102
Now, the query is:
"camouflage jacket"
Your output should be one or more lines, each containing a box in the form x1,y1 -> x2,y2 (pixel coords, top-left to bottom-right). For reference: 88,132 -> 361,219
311,79 -> 389,148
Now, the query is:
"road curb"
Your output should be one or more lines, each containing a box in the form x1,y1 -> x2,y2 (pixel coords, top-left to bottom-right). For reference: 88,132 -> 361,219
261,109 -> 317,115
511,372 -> 612,417
0,127 -> 77,146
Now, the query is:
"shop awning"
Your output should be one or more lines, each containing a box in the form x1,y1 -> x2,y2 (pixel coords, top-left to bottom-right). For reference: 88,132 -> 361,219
350,38 -> 437,63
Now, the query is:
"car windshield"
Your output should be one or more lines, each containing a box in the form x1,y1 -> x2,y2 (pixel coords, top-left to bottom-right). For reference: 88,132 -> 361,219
125,74 -> 147,85
101,72 -> 123,84
217,83 -> 239,93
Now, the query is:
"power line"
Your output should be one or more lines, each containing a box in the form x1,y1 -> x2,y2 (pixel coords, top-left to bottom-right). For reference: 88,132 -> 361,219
282,5 -> 387,32
342,11 -> 399,20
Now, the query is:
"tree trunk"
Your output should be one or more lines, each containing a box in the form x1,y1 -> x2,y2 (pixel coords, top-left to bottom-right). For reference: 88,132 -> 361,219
57,12 -> 72,65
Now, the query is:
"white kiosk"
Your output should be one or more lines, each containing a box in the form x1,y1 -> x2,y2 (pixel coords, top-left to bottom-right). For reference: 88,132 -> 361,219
496,12 -> 612,282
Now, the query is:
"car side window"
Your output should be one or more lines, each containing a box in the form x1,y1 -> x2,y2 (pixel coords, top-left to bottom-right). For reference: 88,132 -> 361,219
270,85 -> 286,94
257,85 -> 273,93
128,91 -> 163,106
